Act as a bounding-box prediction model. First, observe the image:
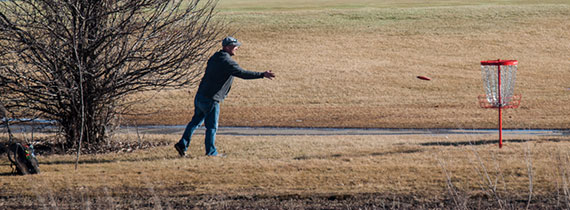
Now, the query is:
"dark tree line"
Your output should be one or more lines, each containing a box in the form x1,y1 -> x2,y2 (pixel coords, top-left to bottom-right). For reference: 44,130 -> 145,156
0,0 -> 223,149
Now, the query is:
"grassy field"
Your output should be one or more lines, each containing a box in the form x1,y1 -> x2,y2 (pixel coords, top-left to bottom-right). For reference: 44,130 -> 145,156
1,132 -> 570,208
125,0 -> 570,129
1,0 -> 570,209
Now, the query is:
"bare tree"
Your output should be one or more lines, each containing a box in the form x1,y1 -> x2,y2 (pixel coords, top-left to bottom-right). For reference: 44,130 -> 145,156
0,0 -> 223,149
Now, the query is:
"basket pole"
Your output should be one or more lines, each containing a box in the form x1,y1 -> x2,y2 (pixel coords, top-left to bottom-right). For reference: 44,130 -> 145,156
499,108 -> 503,148
497,61 -> 503,148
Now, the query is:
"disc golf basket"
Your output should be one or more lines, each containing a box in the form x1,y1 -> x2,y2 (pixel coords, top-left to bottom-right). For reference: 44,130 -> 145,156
478,59 -> 521,148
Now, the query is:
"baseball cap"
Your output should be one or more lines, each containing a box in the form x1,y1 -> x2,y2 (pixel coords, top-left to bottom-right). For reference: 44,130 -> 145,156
222,36 -> 241,46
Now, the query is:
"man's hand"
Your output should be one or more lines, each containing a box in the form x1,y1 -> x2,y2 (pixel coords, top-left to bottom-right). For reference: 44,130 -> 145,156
263,70 -> 276,80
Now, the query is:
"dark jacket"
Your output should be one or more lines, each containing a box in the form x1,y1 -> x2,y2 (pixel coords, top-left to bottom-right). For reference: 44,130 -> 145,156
196,50 -> 264,102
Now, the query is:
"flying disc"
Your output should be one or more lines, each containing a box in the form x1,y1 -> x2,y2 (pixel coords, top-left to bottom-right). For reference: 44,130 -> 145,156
417,76 -> 431,81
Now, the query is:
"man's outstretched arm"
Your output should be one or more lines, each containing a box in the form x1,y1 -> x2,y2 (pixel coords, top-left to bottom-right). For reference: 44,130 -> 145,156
225,57 -> 275,79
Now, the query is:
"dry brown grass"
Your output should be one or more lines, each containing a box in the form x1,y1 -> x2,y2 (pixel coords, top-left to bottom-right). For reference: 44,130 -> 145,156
125,1 -> 570,129
1,132 -> 569,208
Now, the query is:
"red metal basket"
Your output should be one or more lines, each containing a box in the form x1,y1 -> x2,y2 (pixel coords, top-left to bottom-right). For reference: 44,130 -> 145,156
478,59 -> 521,149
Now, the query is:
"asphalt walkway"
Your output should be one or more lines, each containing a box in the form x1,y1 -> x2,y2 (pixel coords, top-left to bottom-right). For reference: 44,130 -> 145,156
120,126 -> 568,137
5,124 -> 568,137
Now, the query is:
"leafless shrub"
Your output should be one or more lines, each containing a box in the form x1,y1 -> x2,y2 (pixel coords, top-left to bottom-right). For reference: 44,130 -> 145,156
525,144 -> 533,209
468,148 -> 506,208
437,157 -> 468,210
555,150 -> 570,208
437,143 -> 540,209
0,0 -> 224,150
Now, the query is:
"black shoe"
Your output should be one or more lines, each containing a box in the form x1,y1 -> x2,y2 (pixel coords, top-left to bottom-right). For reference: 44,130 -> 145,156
174,144 -> 186,157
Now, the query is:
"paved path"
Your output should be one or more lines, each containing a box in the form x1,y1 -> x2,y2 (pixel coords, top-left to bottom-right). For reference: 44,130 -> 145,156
119,126 -> 568,137
6,124 -> 568,137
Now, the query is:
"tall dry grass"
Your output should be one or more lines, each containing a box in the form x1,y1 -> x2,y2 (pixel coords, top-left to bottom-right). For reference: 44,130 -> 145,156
126,1 -> 570,129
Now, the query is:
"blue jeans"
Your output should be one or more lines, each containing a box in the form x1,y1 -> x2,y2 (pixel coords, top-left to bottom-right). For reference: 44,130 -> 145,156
176,94 -> 219,156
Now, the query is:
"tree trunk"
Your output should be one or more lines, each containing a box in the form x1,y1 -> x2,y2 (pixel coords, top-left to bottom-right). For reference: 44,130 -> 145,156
61,95 -> 108,149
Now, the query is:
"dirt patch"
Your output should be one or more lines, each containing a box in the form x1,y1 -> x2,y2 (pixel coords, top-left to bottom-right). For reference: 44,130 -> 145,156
1,191 -> 567,209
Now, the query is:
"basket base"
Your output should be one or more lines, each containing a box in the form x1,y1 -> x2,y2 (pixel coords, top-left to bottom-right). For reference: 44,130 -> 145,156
478,94 -> 522,109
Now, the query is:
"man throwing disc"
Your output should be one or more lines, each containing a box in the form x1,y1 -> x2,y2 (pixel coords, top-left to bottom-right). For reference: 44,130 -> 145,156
174,36 -> 275,157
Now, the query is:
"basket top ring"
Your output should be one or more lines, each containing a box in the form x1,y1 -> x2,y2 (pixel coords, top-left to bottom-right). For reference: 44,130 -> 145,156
481,59 -> 518,66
